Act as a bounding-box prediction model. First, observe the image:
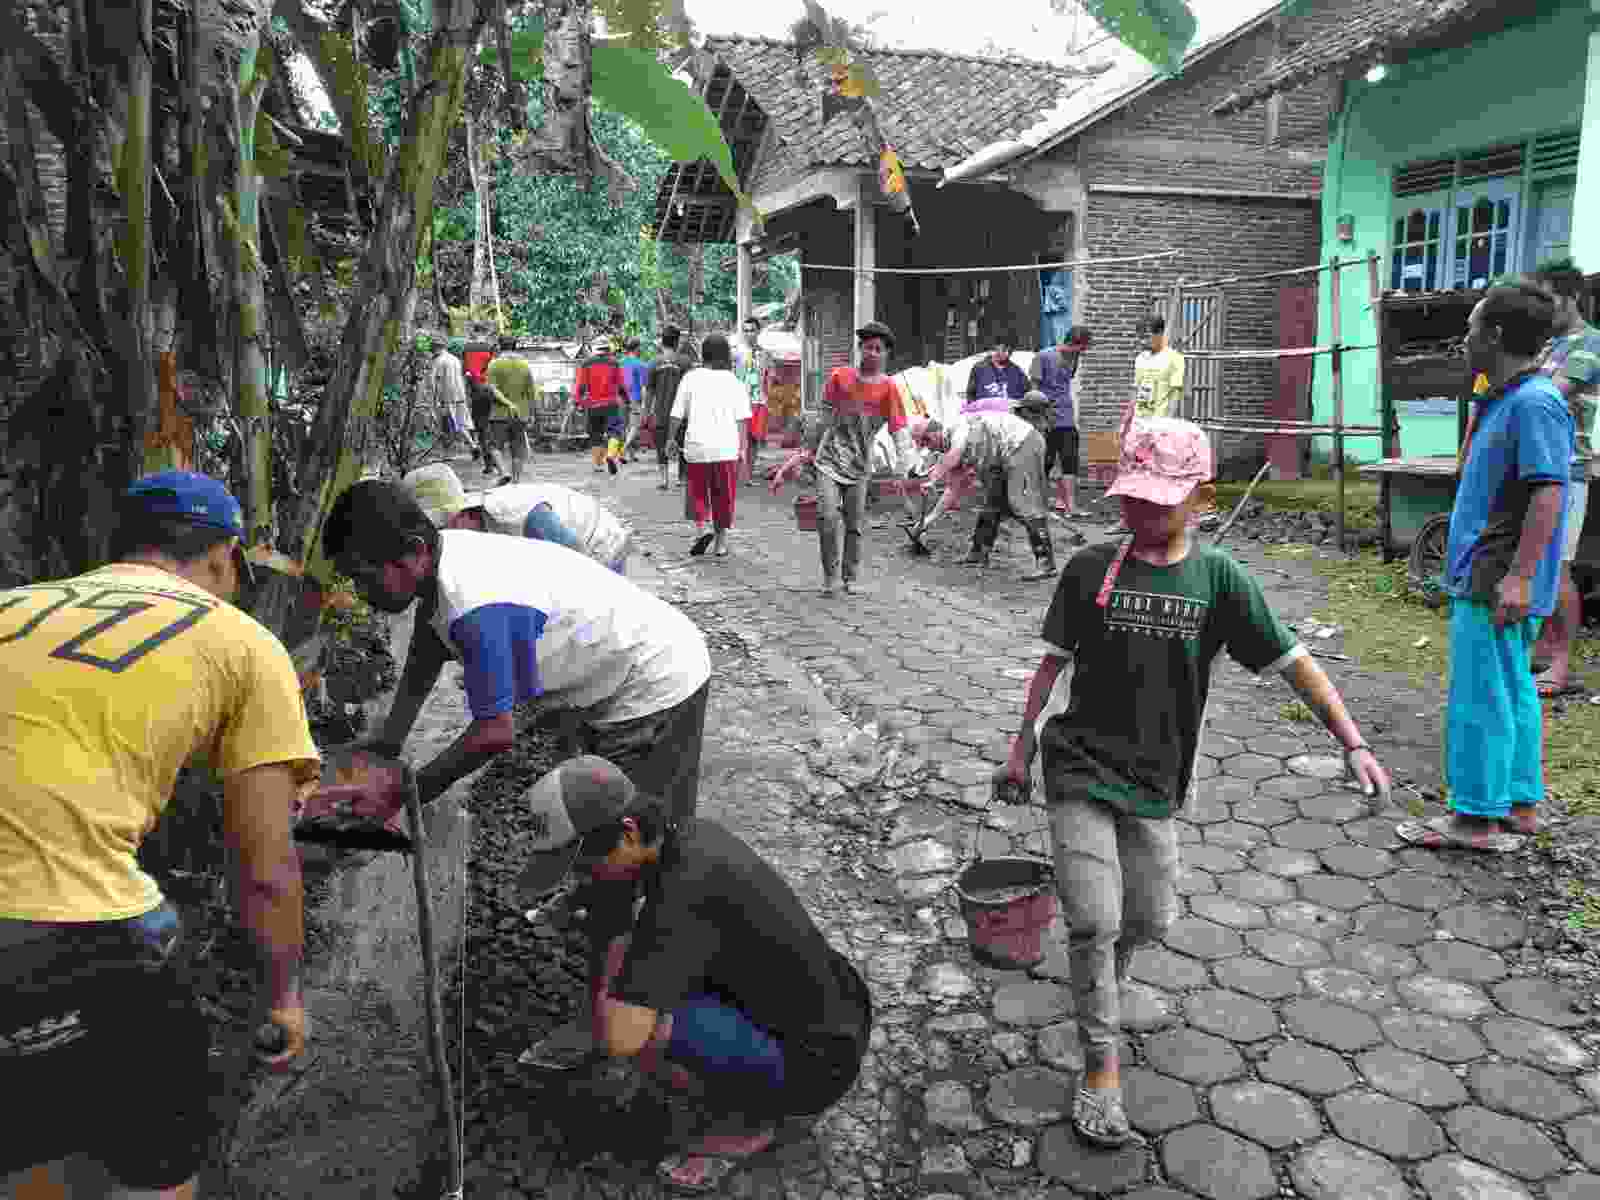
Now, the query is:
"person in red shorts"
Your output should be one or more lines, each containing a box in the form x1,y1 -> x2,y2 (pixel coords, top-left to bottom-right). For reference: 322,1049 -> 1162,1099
669,333 -> 751,558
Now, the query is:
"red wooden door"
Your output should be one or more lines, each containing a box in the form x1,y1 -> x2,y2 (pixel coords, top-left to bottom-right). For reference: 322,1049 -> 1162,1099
1273,284 -> 1318,480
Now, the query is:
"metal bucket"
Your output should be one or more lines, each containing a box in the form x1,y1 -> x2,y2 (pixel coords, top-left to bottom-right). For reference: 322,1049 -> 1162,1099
954,857 -> 1057,969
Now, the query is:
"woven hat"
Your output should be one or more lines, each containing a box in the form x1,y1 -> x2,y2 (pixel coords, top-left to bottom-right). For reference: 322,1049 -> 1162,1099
402,463 -> 470,527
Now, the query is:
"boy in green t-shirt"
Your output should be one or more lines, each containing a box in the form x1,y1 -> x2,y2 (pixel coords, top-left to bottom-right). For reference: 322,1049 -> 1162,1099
999,417 -> 1392,1149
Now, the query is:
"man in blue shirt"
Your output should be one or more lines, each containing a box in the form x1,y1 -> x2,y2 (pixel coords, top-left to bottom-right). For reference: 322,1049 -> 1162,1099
619,338 -> 650,464
1404,282 -> 1570,853
1030,324 -> 1092,516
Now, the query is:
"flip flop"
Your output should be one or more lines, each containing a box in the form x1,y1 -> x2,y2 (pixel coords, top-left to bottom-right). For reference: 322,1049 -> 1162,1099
1502,806 -> 1539,836
1534,673 -> 1585,699
1071,1086 -> 1138,1149
656,1137 -> 777,1195
1395,815 -> 1525,854
689,532 -> 714,557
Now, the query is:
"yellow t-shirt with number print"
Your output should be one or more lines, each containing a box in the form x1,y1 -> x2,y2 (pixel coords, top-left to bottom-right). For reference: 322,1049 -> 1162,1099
0,563 -> 321,921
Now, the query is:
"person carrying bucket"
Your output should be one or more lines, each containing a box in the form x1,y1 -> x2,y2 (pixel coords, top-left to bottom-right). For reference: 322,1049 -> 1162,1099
995,417 -> 1392,1150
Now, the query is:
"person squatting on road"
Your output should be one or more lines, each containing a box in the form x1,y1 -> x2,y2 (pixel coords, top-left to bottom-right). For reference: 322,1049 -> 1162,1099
0,471 -> 319,1200
914,407 -> 1058,580
486,344 -> 540,484
577,342 -> 627,475
1527,259 -> 1600,699
963,333 -> 1029,415
670,333 -> 751,560
320,479 -> 712,1070
1030,324 -> 1092,516
516,757 -> 872,1193
403,464 -> 633,575
999,418 -> 1392,1149
784,320 -> 917,597
1402,282 -> 1572,854
649,326 -> 695,492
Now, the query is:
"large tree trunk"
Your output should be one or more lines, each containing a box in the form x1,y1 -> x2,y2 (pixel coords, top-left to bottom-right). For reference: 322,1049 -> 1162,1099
267,0 -> 485,607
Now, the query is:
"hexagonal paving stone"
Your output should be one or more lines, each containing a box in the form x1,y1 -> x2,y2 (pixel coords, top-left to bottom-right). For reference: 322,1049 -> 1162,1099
1185,790 -> 1232,824
1344,815 -> 1405,848
1290,1138 -> 1412,1200
1144,1028 -> 1246,1084
1183,843 -> 1248,874
1437,903 -> 1527,950
1037,1123 -> 1148,1191
1209,1081 -> 1321,1148
1548,1174 -> 1600,1200
1123,981 -> 1179,1032
1260,1043 -> 1357,1096
1288,753 -> 1346,779
1283,998 -> 1384,1052
1274,820 -> 1349,852
1330,938 -> 1420,980
1212,955 -> 1303,1001
1219,870 -> 1297,905
1161,1124 -> 1276,1200
1223,753 -> 1284,780
1175,864 -> 1219,895
925,1080 -> 989,1132
1381,1011 -> 1488,1064
1271,900 -> 1352,941
1246,733 -> 1311,759
1482,1017 -> 1595,1073
1567,1114 -> 1600,1172
1179,823 -> 1203,844
1350,903 -> 1437,946
1204,820 -> 1270,851
1375,870 -> 1466,911
1298,793 -> 1372,824
1037,1022 -> 1084,1072
1357,1046 -> 1470,1108
1469,1062 -> 1592,1122
1127,946 -> 1210,991
1443,1107 -> 1568,1181
1247,927 -> 1331,967
1416,941 -> 1510,984
1192,755 -> 1219,780
1415,1156 -> 1535,1200
985,1066 -> 1075,1128
1258,774 -> 1328,801
1183,989 -> 1279,1042
1319,843 -> 1396,879
1493,978 -> 1590,1029
1398,974 -> 1494,1021
993,981 -> 1072,1028
1189,893 -> 1268,930
1231,795 -> 1297,827
1297,873 -> 1377,911
1302,966 -> 1397,1012
1163,917 -> 1244,960
1326,1089 -> 1446,1161
1250,845 -> 1323,877
1121,1067 -> 1201,1135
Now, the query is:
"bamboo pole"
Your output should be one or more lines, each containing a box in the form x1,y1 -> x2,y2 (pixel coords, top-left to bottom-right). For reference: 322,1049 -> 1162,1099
403,777 -> 463,1200
1331,254 -> 1346,554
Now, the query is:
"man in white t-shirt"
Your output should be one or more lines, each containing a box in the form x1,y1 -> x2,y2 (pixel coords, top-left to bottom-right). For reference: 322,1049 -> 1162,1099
669,333 -> 752,558
403,464 -> 633,574
322,479 -> 713,1068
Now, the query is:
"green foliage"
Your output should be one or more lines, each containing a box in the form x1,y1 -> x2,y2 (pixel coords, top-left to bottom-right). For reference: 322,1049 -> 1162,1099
484,30 -> 750,213
1076,0 -> 1197,74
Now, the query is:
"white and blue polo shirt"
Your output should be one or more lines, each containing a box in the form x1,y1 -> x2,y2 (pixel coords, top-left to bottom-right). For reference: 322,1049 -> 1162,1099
428,530 -> 709,725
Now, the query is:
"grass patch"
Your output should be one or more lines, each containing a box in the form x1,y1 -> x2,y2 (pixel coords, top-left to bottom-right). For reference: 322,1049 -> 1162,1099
1213,479 -> 1380,531
1278,701 -> 1315,723
1566,883 -> 1600,934
1269,545 -> 1600,817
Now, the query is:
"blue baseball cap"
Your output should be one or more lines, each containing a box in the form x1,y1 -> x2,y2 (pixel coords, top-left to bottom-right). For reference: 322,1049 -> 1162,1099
124,471 -> 253,582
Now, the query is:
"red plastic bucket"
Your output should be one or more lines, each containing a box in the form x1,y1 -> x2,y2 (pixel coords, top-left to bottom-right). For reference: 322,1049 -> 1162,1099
795,495 -> 819,531
955,857 -> 1057,969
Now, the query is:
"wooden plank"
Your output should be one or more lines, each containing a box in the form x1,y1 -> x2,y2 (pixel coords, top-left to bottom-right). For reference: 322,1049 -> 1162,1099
1356,456 -> 1461,477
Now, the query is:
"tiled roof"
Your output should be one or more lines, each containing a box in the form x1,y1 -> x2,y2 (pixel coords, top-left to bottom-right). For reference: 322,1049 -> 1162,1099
1212,0 -> 1502,115
704,36 -> 1084,189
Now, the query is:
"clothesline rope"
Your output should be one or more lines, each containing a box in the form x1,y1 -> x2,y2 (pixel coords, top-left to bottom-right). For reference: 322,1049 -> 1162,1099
798,249 -> 1180,276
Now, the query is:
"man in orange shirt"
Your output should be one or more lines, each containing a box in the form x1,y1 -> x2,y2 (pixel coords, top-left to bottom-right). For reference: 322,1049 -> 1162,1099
577,342 -> 626,474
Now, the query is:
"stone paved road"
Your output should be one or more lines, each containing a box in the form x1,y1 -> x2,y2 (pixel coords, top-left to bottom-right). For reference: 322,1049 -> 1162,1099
447,452 -> 1600,1199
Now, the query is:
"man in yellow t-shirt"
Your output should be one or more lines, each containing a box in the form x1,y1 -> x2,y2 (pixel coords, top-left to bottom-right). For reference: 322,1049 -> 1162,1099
1123,315 -> 1186,435
486,348 -> 541,483
0,471 -> 320,1199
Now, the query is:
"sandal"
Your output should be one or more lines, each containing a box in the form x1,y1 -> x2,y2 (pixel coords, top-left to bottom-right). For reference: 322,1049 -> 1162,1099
1534,672 -> 1584,699
1502,806 -> 1538,836
1395,814 -> 1525,854
1072,1086 -> 1136,1148
689,532 -> 714,557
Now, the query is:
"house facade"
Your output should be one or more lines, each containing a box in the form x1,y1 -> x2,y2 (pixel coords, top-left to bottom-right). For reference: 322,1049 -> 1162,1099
1215,0 -> 1600,459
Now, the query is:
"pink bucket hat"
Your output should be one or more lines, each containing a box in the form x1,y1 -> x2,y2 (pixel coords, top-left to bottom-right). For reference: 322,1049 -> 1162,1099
1106,417 -> 1212,506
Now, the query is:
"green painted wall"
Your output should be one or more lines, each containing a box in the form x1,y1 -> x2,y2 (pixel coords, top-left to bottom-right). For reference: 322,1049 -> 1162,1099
1311,0 -> 1592,462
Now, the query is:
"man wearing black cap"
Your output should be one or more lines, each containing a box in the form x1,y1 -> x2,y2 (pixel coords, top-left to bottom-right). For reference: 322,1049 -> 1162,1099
788,320 -> 917,596
520,757 -> 872,1193
0,471 -> 319,1199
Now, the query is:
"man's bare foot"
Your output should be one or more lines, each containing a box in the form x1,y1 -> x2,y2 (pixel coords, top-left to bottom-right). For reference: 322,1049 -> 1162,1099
657,1128 -> 775,1191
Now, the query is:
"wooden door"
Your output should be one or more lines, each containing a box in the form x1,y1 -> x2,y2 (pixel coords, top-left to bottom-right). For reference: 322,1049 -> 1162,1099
1274,284 -> 1317,480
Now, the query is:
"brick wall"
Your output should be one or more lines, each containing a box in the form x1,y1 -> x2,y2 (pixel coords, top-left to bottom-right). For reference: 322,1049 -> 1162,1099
1075,192 -> 1322,469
